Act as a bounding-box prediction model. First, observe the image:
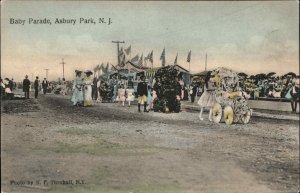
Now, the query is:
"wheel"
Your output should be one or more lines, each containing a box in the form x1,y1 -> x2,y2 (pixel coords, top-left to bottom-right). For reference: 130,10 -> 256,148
224,105 -> 234,125
212,103 -> 222,123
241,109 -> 251,124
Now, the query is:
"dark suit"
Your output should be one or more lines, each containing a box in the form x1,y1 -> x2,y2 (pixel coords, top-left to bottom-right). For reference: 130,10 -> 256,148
42,80 -> 48,94
34,80 -> 39,98
23,78 -> 31,99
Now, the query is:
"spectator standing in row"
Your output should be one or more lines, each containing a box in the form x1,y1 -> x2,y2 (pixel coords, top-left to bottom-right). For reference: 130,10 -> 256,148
42,78 -> 48,95
190,80 -> 198,103
34,76 -> 39,99
23,75 -> 31,99
290,82 -> 299,113
137,75 -> 148,112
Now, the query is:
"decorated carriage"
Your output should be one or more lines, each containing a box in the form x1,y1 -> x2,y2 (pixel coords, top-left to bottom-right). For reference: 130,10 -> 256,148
210,67 -> 252,125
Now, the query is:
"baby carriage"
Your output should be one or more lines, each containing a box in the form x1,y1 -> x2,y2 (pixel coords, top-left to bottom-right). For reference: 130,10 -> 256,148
210,67 -> 252,125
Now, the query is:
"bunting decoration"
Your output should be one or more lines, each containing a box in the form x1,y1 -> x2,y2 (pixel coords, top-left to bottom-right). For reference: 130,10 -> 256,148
160,48 -> 166,67
187,50 -> 191,63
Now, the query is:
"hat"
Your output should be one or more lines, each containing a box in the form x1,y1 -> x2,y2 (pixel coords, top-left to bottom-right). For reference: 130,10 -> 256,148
75,70 -> 82,73
85,70 -> 93,75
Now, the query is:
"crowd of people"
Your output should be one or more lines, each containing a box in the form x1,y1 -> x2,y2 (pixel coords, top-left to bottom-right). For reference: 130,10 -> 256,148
1,70 -> 299,114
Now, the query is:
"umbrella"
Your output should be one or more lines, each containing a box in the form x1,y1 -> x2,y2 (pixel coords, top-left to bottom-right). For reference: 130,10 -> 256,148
238,72 -> 248,78
267,72 -> 276,77
249,75 -> 256,79
284,72 -> 296,77
255,73 -> 267,79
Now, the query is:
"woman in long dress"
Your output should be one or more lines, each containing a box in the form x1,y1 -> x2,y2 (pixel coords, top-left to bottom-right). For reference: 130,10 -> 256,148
198,72 -> 216,121
83,71 -> 94,107
71,70 -> 84,106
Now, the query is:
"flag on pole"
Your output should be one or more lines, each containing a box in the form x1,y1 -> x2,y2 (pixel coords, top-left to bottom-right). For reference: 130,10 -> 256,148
187,50 -> 191,63
105,63 -> 110,73
174,53 -> 178,65
130,54 -> 139,63
120,54 -> 126,67
149,50 -> 153,63
119,47 -> 124,57
138,53 -> 143,67
93,64 -> 99,72
125,45 -> 131,55
145,50 -> 153,63
160,48 -> 166,67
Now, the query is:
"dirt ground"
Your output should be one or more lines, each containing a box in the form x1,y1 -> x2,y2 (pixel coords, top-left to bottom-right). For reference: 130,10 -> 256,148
1,94 -> 299,193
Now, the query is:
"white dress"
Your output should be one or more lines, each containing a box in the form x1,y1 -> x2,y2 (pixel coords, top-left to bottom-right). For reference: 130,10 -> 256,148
117,89 -> 126,102
126,89 -> 135,102
198,81 -> 216,108
83,76 -> 93,106
71,77 -> 84,105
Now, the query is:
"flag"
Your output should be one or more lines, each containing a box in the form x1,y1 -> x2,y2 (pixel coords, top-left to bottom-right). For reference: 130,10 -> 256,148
145,50 -> 153,63
138,53 -> 143,67
105,63 -> 110,72
119,47 -> 124,57
120,54 -> 126,67
187,50 -> 191,63
149,50 -> 153,63
101,63 -> 105,71
93,64 -> 99,72
125,45 -> 131,55
131,54 -> 139,63
160,48 -> 165,67
174,53 -> 178,65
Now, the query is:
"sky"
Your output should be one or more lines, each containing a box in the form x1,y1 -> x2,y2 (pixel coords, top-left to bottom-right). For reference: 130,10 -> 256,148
1,1 -> 299,81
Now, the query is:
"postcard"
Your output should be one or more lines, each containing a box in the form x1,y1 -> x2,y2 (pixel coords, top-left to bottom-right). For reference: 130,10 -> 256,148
1,1 -> 299,193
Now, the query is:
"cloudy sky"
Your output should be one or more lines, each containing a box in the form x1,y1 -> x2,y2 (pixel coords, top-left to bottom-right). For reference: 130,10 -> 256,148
1,1 -> 299,81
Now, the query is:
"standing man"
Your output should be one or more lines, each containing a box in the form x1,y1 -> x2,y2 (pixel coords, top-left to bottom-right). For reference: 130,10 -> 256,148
190,80 -> 198,103
23,75 -> 31,99
34,76 -> 39,99
137,75 -> 148,112
42,78 -> 48,95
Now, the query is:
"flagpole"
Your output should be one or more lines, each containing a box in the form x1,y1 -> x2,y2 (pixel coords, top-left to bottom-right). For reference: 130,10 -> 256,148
205,53 -> 207,71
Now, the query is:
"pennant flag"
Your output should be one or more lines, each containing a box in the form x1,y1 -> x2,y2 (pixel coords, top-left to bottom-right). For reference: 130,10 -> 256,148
120,54 -> 126,67
145,50 -> 153,63
93,64 -> 99,72
187,50 -> 191,63
138,53 -> 143,67
149,50 -> 153,63
160,48 -> 166,67
131,54 -> 139,63
174,53 -> 178,65
125,45 -> 131,55
119,47 -> 124,57
101,63 -> 106,72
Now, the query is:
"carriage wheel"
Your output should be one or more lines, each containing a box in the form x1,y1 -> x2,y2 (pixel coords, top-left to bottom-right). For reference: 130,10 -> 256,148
241,109 -> 251,124
212,103 -> 222,123
224,106 -> 234,125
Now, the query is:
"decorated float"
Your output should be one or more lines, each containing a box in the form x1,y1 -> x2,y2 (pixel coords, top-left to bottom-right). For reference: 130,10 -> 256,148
210,67 -> 252,125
